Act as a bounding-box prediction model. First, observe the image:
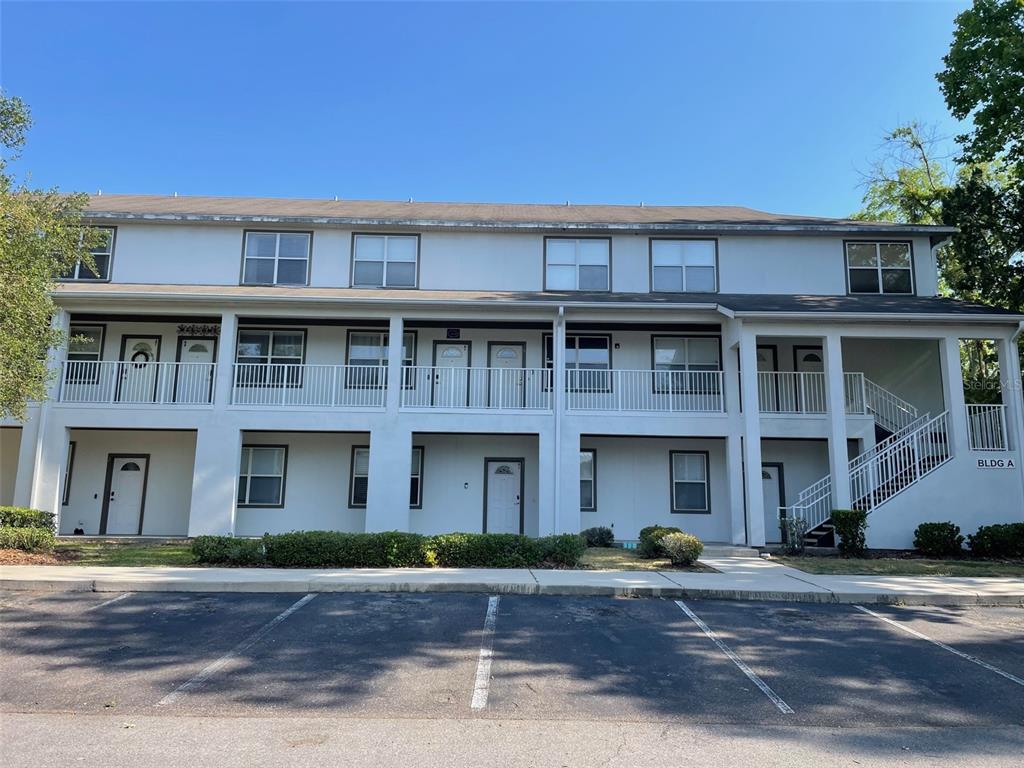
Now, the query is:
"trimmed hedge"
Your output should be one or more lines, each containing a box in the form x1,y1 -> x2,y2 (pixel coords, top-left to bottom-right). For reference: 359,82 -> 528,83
0,526 -> 56,553
913,522 -> 964,557
660,532 -> 703,566
191,531 -> 586,569
831,509 -> 867,557
637,526 -> 683,558
581,526 -> 615,548
968,523 -> 1024,559
0,507 -> 56,534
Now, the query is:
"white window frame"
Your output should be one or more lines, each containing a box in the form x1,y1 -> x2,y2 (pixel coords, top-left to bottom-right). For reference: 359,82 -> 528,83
61,227 -> 116,281
845,241 -> 914,295
544,237 -> 611,292
241,231 -> 312,286
349,446 -> 424,508
650,238 -> 718,293
237,445 -> 287,507
351,234 -> 420,289
670,451 -> 709,513
580,449 -> 596,511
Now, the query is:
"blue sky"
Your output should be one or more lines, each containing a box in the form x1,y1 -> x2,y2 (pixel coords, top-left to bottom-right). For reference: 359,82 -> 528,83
1,1 -> 968,217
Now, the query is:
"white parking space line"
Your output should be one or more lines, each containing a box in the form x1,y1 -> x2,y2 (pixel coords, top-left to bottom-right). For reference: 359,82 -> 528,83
156,593 -> 317,707
84,593 -> 131,612
854,605 -> 1024,689
675,600 -> 794,714
470,595 -> 500,710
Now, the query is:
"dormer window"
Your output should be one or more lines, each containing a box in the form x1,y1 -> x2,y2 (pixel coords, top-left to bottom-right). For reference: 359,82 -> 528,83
544,237 -> 610,291
61,227 -> 115,281
846,241 -> 914,295
241,231 -> 311,286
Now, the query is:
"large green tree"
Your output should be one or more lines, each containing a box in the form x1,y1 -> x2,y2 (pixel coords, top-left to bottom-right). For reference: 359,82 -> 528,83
0,93 -> 98,419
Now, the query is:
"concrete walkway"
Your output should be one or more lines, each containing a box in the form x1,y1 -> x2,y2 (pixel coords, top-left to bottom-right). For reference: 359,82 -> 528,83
2,557 -> 1021,605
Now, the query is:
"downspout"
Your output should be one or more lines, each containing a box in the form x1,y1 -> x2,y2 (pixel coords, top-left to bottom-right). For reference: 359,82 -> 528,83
553,305 -> 564,535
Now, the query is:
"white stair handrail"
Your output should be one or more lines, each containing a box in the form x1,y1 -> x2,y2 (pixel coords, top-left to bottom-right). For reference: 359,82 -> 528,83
863,378 -> 919,433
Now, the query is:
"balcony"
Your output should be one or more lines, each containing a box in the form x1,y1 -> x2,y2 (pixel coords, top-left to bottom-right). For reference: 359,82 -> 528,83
59,361 -> 216,405
566,370 -> 725,413
966,404 -> 1009,451
400,366 -> 552,410
231,364 -> 386,408
757,371 -> 867,415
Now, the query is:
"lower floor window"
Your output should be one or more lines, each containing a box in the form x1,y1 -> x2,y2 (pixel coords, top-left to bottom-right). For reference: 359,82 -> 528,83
670,451 -> 708,512
238,445 -> 287,506
350,446 -> 424,508
580,449 -> 596,511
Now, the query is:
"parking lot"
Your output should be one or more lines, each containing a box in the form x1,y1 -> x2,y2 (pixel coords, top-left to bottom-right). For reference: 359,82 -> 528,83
1,590 -> 1023,766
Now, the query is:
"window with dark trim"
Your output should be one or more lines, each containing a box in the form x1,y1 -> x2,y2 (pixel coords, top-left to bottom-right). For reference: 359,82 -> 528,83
241,231 -> 311,286
543,334 -> 611,392
650,239 -> 717,292
652,336 -> 721,394
580,449 -> 596,511
845,241 -> 914,295
670,451 -> 709,513
345,330 -> 416,388
66,325 -> 105,384
237,445 -> 287,507
60,227 -> 115,281
352,234 -> 419,288
62,441 -> 76,505
544,237 -> 610,291
235,329 -> 306,387
349,446 -> 424,508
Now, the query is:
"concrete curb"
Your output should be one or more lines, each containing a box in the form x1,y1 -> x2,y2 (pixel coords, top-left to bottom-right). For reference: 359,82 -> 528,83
3,576 -> 1022,605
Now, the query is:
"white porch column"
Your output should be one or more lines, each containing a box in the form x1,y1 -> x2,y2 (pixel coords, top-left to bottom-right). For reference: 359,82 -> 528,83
27,310 -> 70,514
555,423 -> 581,534
365,425 -> 413,532
939,334 -> 971,454
187,422 -> 242,536
996,335 -> 1024,453
551,308 -> 566,532
824,332 -> 851,509
537,424 -> 557,536
725,433 -> 746,545
213,311 -> 238,407
12,411 -> 41,507
385,315 -> 404,413
738,326 -> 765,546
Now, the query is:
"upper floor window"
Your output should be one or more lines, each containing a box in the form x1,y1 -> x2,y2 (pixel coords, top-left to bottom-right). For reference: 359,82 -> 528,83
61,227 -> 115,281
650,239 -> 717,293
652,336 -> 721,394
352,234 -> 419,288
544,238 -> 610,291
346,330 -> 416,387
235,329 -> 306,387
66,324 -> 104,384
846,241 -> 913,295
544,334 -> 611,391
241,231 -> 311,286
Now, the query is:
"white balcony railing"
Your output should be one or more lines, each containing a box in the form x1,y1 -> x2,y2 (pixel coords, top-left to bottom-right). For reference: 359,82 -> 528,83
231,364 -> 386,407
401,366 -> 552,410
966,404 -> 1009,451
566,369 -> 725,413
757,371 -> 868,415
59,361 -> 216,405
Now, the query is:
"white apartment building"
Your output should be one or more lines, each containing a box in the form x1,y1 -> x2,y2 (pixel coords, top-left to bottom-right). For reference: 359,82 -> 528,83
2,195 -> 1022,549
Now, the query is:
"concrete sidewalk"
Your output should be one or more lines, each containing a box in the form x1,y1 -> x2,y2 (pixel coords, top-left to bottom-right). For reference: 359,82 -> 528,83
2,556 -> 1022,605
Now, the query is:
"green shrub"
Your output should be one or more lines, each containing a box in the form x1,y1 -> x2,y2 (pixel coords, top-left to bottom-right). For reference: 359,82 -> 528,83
191,535 -> 265,565
968,523 -> 1024,559
263,531 -> 430,568
913,522 -> 965,557
581,526 -> 614,548
539,534 -> 587,567
831,509 -> 868,557
660,532 -> 703,566
782,517 -> 808,555
0,507 -> 56,533
427,533 -> 544,568
637,526 -> 683,558
0,525 -> 56,552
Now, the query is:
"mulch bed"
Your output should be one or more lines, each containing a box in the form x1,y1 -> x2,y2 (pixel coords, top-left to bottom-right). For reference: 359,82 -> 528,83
0,548 -> 79,566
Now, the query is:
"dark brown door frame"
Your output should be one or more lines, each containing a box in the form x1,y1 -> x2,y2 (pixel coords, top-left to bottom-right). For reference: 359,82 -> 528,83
116,335 -> 163,402
99,453 -> 151,536
174,335 -> 218,404
482,457 -> 525,534
486,341 -> 527,409
761,461 -> 786,544
431,340 -> 472,407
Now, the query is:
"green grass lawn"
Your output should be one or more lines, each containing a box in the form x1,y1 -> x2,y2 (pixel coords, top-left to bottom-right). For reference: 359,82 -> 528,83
776,555 -> 1024,578
581,547 -> 717,572
55,541 -> 196,567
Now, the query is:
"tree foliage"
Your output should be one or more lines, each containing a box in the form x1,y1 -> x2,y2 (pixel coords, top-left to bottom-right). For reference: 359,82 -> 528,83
0,92 -> 97,419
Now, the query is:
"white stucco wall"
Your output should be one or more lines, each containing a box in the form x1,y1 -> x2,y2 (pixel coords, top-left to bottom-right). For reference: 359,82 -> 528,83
578,436 -> 730,543
62,429 -> 196,535
759,439 -> 832,509
0,427 -> 21,506
235,431 -> 369,536
842,338 -> 944,416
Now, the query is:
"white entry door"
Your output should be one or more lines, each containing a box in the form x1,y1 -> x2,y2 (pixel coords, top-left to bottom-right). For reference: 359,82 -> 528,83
433,343 -> 470,407
105,456 -> 148,535
485,459 -> 522,534
761,465 -> 783,545
118,337 -> 160,402
489,344 -> 525,408
175,338 -> 215,404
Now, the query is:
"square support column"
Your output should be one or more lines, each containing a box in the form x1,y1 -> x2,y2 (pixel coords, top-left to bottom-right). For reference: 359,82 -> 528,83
939,335 -> 971,454
213,311 -> 238,407
824,332 -> 851,510
12,411 -> 41,508
555,424 -> 581,535
188,422 -> 242,536
996,335 -> 1024,453
725,433 -> 746,545
537,425 -> 557,536
365,425 -> 413,532
385,315 -> 404,413
28,419 -> 69,515
738,327 -> 765,546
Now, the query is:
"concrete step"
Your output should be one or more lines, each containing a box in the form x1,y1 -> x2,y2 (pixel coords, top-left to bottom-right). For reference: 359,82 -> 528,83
700,545 -> 760,559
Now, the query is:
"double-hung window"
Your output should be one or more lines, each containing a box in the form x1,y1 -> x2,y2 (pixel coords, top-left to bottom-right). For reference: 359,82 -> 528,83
846,242 -> 914,295
61,227 -> 115,281
346,330 -> 416,388
651,239 -> 717,292
652,336 -> 721,394
544,334 -> 612,392
580,450 -> 596,511
238,445 -> 287,507
352,234 -> 419,288
544,238 -> 610,291
241,231 -> 311,286
670,451 -> 709,513
235,329 -> 306,387
66,325 -> 105,384
349,446 -> 424,508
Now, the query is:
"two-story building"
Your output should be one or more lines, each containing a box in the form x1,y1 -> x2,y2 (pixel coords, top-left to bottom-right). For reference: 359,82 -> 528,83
2,194 -> 1022,549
